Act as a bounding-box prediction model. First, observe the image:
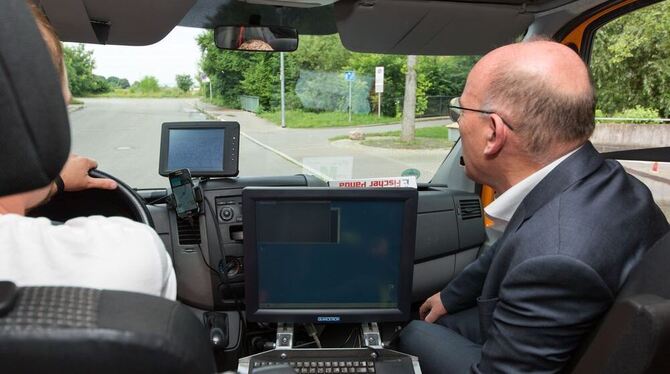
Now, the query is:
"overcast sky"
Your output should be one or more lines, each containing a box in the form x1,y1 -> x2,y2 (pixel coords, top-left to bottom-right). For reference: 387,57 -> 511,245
66,26 -> 204,87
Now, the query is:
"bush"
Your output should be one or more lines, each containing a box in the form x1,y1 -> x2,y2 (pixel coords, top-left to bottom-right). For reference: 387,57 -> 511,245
131,76 -> 160,94
597,106 -> 663,124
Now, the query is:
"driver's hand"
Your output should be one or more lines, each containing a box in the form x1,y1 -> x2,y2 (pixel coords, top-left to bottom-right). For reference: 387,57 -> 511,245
419,292 -> 448,323
60,154 -> 117,192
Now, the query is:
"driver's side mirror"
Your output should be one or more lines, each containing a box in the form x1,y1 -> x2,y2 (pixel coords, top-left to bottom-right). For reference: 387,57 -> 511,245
214,25 -> 298,52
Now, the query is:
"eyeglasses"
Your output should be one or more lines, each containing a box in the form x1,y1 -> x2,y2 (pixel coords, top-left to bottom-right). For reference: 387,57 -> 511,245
448,97 -> 515,131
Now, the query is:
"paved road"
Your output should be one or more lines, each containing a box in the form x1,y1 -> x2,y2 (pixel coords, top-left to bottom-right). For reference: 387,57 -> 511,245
69,98 -> 301,188
69,98 -> 669,218
70,98 -> 450,188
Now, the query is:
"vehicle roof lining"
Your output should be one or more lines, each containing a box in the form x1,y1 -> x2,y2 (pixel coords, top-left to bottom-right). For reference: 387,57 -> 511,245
178,0 -> 337,35
37,0 -> 595,55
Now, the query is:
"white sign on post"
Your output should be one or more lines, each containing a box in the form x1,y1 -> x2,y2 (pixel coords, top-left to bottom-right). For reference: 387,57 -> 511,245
375,66 -> 384,93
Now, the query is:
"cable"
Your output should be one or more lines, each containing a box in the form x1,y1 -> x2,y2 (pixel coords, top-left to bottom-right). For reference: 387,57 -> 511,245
146,194 -> 170,205
199,181 -> 234,300
340,327 -> 357,348
382,325 -> 403,348
305,323 -> 322,348
196,243 -> 221,275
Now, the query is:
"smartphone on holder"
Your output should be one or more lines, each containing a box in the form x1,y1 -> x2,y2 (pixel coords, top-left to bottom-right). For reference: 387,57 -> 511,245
169,169 -> 199,219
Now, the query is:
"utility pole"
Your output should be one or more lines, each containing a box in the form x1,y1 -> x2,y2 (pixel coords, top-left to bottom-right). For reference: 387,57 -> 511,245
280,52 -> 286,128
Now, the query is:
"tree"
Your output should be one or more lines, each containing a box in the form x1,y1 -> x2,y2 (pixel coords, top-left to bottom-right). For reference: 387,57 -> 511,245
196,30 -> 472,116
591,1 -> 670,116
63,44 -> 96,96
107,76 -> 130,89
420,56 -> 478,98
401,55 -> 417,142
176,74 -> 194,92
90,75 -> 111,94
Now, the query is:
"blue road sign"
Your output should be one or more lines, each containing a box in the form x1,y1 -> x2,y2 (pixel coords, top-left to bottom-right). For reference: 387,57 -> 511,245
344,71 -> 356,81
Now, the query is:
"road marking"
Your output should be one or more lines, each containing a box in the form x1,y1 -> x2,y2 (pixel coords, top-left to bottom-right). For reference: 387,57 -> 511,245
239,131 -> 331,182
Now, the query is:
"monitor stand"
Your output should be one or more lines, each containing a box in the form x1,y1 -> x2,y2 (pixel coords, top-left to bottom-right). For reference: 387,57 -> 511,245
237,322 -> 422,373
361,322 -> 383,349
275,323 -> 295,349
274,322 -> 382,350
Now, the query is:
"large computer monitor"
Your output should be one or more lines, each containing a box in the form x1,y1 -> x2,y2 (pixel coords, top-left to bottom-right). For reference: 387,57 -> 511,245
243,187 -> 418,323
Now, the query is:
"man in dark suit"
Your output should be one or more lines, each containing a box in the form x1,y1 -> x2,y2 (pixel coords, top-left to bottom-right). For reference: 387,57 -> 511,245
396,39 -> 670,373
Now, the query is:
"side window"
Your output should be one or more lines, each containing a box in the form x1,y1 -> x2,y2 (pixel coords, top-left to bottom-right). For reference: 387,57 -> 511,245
590,0 -> 670,219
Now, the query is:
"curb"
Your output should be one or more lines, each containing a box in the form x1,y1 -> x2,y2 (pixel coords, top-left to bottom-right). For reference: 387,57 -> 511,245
67,104 -> 85,113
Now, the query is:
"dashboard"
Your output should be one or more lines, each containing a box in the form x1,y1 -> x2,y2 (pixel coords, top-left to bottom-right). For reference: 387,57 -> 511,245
30,120 -> 487,312
144,175 -> 486,311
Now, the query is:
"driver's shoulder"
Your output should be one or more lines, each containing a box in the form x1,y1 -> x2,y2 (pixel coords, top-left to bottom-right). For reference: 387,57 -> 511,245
4,214 -> 162,251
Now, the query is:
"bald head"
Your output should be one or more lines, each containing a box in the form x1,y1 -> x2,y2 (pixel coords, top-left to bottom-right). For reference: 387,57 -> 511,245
465,39 -> 596,159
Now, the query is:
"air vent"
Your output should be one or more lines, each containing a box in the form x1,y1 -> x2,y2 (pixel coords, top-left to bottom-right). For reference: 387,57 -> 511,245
459,199 -> 482,220
176,217 -> 201,245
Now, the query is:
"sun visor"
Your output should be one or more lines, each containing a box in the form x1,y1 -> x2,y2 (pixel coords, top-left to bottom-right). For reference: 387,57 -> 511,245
335,0 -> 535,55
0,0 -> 71,196
35,0 -> 197,45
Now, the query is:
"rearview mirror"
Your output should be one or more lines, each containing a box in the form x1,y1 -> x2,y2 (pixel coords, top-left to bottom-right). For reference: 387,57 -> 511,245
214,26 -> 298,52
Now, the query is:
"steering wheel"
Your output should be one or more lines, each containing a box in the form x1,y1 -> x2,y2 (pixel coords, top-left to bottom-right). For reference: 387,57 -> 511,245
28,169 -> 154,228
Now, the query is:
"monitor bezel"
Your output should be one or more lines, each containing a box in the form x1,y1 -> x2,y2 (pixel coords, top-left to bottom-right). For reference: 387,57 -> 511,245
159,121 -> 240,177
243,187 -> 418,324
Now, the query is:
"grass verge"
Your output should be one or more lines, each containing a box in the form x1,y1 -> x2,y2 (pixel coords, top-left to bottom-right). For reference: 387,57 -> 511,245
330,126 -> 453,149
259,110 -> 399,128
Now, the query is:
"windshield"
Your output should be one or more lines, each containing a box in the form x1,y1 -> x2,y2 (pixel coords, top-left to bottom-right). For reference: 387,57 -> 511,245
66,28 -> 475,188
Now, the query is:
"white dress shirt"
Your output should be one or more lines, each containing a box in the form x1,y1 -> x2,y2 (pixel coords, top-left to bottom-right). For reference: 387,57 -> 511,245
0,214 -> 177,299
485,147 -> 581,233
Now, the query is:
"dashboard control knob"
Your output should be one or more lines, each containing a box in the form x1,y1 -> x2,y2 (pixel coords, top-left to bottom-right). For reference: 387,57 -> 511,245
219,207 -> 234,221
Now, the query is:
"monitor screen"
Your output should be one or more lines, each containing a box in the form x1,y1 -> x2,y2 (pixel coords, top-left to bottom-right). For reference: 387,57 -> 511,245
243,188 -> 417,323
167,128 -> 225,172
158,122 -> 239,177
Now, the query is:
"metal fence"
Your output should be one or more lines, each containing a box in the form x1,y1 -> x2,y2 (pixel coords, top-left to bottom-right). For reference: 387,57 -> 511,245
420,96 -> 451,118
240,95 -> 260,113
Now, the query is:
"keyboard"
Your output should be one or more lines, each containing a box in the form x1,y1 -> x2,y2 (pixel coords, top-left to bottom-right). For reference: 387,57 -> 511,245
253,359 -> 375,373
247,348 -> 415,374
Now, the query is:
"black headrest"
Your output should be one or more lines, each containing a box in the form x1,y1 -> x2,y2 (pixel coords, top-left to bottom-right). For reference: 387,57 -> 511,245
618,230 -> 670,300
0,287 -> 216,373
0,0 -> 70,196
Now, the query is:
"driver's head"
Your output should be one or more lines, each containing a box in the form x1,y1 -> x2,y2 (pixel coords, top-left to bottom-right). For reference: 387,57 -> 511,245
0,1 -> 71,215
28,1 -> 72,104
457,38 -> 595,193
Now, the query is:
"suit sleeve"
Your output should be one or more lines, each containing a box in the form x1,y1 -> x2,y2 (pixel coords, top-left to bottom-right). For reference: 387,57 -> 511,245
440,244 -> 497,314
473,255 -> 613,374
